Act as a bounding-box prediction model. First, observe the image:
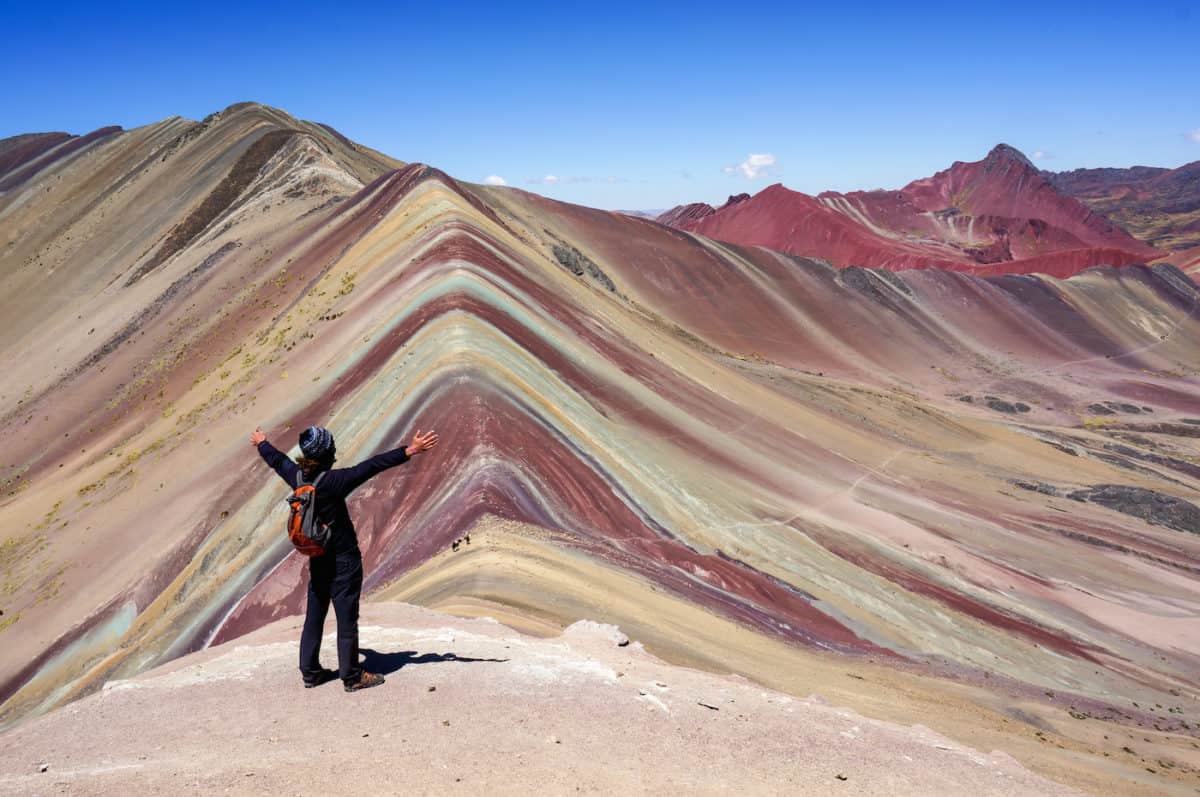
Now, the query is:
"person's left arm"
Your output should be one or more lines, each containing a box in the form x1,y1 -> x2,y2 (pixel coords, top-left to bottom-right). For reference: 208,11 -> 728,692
250,427 -> 300,486
331,429 -> 439,496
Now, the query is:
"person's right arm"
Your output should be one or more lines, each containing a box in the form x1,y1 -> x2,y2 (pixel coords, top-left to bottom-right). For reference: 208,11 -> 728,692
254,437 -> 300,486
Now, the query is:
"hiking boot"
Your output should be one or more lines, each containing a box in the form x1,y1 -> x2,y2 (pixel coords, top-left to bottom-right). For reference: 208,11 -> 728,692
344,671 -> 385,693
303,668 -> 338,689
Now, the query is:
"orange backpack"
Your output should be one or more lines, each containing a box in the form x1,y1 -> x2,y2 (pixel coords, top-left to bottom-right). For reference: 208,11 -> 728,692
286,471 -> 333,556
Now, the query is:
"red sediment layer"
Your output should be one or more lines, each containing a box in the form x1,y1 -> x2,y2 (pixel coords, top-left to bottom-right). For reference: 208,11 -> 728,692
819,536 -> 1102,663
1026,513 -> 1200,573
0,126 -> 121,192
0,132 -> 72,178
1107,380 -> 1200,415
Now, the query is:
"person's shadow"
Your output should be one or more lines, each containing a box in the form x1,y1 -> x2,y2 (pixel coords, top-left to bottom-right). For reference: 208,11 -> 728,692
359,648 -> 508,676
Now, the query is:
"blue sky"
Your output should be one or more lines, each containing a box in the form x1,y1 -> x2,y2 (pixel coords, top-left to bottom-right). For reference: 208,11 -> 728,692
2,0 -> 1198,210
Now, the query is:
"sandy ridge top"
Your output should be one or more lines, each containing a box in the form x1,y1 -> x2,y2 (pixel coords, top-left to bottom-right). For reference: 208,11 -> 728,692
0,602 -> 1080,796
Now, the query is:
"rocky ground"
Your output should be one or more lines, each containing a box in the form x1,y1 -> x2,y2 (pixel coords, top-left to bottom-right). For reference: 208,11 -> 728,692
0,603 -> 1082,796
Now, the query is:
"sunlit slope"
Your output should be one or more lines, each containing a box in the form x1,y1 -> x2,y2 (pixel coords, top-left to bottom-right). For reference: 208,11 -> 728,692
0,102 -> 1198,787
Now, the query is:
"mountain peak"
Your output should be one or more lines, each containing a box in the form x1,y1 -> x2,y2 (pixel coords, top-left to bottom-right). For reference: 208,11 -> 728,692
718,192 -> 751,211
984,143 -> 1035,169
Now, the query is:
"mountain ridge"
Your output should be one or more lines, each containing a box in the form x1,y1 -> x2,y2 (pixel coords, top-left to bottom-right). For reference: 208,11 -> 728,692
1,103 -> 1199,795
0,600 -> 1087,796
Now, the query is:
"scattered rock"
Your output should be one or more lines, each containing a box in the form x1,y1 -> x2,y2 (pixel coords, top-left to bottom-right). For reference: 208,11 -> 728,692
551,243 -> 617,292
984,397 -> 1029,414
428,685 -> 436,692
37,763 -> 48,773
1121,422 -> 1200,438
957,395 -> 974,403
839,266 -> 912,299
836,773 -> 848,781
1010,479 -> 1059,496
1068,484 -> 1200,534
698,701 -> 720,711
1103,444 -> 1200,480
1088,401 -> 1144,415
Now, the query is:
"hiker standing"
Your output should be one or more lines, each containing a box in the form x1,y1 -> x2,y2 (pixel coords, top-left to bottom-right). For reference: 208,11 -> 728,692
250,424 -> 440,691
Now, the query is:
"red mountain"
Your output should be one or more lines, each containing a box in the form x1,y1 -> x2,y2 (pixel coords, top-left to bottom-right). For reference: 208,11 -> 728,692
658,145 -> 1159,277
655,193 -> 749,227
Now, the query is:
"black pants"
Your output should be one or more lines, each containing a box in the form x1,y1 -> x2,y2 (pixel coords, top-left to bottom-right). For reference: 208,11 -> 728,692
299,550 -> 363,685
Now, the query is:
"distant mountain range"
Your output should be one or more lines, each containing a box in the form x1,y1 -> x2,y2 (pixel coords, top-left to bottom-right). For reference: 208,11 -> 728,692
1044,160 -> 1200,252
657,145 -> 1199,278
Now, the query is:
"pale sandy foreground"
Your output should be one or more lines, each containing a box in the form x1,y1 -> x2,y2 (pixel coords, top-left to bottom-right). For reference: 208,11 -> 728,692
0,603 -> 1081,796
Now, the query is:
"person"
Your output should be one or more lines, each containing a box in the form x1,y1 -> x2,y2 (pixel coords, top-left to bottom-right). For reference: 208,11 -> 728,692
250,424 -> 440,692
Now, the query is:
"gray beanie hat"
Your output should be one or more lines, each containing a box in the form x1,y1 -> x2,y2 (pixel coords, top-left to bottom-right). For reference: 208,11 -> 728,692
299,426 -> 335,460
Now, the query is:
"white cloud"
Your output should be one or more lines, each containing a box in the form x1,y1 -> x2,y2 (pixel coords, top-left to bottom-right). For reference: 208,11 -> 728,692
724,153 -> 777,179
543,175 -> 560,184
1031,150 -> 1052,160
1187,129 -> 1200,143
484,175 -> 507,186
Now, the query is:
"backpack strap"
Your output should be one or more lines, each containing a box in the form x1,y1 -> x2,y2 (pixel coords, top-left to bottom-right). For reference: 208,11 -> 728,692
310,471 -> 331,532
295,468 -> 307,488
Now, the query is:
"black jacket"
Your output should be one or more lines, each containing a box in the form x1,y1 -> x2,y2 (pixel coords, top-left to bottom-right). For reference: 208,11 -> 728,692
257,440 -> 410,556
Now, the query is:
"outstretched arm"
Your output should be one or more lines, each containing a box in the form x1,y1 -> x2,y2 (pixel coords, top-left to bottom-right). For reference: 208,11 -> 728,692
336,428 -> 440,495
251,427 -> 300,486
